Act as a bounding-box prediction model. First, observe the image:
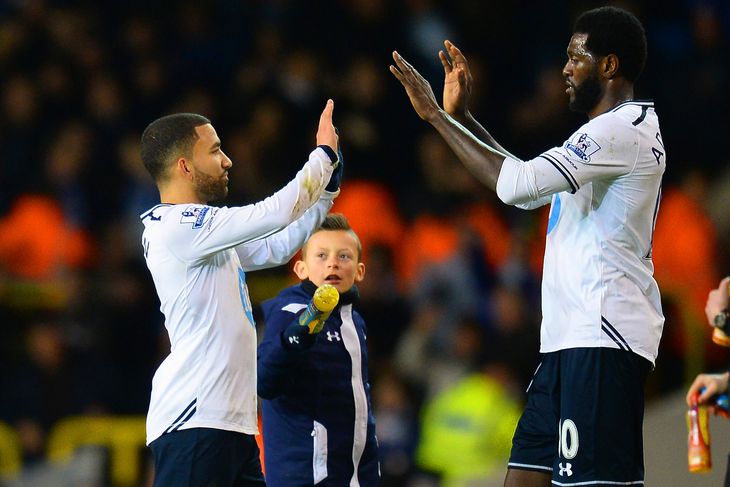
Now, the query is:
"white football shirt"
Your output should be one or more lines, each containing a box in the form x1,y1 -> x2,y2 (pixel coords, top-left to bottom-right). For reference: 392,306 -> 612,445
141,147 -> 337,445
496,101 -> 665,364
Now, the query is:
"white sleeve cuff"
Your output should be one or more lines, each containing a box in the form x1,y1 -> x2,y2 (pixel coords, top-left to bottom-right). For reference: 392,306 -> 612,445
496,157 -> 539,205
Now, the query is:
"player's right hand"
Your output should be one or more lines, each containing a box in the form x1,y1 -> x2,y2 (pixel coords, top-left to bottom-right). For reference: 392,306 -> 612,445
316,99 -> 338,153
705,276 -> 730,327
440,40 -> 473,119
390,51 -> 442,122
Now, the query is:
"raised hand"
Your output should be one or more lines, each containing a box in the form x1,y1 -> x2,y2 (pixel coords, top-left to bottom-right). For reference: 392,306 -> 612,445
316,99 -> 338,152
389,51 -> 442,122
440,40 -> 473,119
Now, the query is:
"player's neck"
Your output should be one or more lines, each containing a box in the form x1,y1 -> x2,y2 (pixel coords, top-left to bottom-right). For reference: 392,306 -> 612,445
587,83 -> 634,120
159,183 -> 206,205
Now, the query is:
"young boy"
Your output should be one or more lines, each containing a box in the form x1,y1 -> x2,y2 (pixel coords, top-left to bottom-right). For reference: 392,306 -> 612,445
257,213 -> 380,486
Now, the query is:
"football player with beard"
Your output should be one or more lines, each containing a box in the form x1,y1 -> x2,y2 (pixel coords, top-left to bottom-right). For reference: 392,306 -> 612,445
138,100 -> 343,487
391,7 -> 664,487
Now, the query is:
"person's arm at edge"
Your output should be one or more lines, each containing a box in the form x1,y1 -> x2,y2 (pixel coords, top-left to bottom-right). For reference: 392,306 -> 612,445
687,371 -> 730,406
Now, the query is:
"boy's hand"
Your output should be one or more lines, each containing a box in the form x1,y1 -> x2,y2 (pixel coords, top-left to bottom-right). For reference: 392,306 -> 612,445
282,285 -> 340,350
299,284 -> 340,334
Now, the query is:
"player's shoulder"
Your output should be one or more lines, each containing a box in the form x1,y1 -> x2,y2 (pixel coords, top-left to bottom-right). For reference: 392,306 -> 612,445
563,101 -> 653,162
608,99 -> 655,116
141,203 -> 223,231
593,100 -> 656,131
140,203 -> 174,223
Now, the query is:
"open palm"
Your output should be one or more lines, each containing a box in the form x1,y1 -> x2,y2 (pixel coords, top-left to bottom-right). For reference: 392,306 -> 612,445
440,40 -> 473,117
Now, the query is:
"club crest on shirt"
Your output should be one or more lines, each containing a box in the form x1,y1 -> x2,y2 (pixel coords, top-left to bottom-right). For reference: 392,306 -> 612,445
564,133 -> 601,162
180,206 -> 210,229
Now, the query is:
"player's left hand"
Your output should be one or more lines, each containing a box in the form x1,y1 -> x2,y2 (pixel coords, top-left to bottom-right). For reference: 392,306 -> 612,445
316,99 -> 338,153
390,51 -> 442,122
440,40 -> 473,119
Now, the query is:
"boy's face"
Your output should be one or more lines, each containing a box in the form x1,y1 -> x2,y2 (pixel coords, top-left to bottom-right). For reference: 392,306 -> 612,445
294,230 -> 365,294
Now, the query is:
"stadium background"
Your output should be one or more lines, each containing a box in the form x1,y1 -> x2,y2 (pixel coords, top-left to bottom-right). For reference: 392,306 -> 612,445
0,0 -> 729,485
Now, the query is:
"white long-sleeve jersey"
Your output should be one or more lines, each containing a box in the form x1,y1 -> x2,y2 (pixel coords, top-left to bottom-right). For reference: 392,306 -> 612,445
140,147 -> 337,445
496,101 -> 665,364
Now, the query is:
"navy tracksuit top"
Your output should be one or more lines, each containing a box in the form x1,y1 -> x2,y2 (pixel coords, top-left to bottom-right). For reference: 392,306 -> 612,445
257,280 -> 379,486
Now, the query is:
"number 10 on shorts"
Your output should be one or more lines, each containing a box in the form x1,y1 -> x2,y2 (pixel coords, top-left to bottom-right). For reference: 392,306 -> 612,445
558,418 -> 579,459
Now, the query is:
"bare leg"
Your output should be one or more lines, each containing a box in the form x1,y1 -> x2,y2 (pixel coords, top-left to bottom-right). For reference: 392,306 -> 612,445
503,468 -> 551,487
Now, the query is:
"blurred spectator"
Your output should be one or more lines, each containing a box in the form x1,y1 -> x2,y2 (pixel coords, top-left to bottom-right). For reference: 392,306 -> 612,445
0,74 -> 43,212
413,356 -> 522,487
356,242 -> 411,364
652,171 -> 722,388
3,319 -> 111,465
483,283 -> 541,390
395,312 -> 486,402
373,371 -> 419,487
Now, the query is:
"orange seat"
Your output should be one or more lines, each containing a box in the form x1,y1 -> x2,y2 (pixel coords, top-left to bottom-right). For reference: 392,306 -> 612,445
0,194 -> 94,279
397,214 -> 459,289
332,180 -> 405,264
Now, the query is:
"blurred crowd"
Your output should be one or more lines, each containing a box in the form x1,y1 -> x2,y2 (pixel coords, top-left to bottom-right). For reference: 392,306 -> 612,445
1,0 -> 730,486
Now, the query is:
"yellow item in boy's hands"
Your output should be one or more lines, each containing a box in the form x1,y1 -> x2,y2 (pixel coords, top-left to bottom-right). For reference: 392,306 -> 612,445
298,284 -> 339,334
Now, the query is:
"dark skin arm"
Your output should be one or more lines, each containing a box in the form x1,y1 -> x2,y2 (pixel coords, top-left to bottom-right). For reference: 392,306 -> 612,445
439,40 -> 518,160
389,50 -> 506,192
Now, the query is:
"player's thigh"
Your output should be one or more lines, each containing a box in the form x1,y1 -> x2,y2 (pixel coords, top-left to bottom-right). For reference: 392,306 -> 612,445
150,428 -> 266,487
507,354 -> 560,475
557,348 -> 651,484
503,467 -> 551,487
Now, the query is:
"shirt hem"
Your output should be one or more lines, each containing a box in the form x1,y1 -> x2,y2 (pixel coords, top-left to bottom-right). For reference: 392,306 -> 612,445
539,343 -> 656,366
146,419 -> 259,446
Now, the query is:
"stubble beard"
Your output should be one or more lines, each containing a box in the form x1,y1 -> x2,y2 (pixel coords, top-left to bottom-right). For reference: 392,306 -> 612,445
568,70 -> 602,113
193,168 -> 228,202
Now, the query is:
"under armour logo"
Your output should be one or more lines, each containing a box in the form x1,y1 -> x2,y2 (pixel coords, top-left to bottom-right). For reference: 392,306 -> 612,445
326,331 -> 341,342
558,462 -> 572,477
289,336 -> 299,344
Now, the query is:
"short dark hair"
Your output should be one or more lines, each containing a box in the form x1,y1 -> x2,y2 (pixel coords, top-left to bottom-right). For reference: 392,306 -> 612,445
303,213 -> 363,260
319,213 -> 354,233
140,113 -> 210,182
573,6 -> 647,82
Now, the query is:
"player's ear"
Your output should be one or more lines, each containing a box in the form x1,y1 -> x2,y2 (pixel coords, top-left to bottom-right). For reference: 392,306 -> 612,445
354,262 -> 365,282
177,157 -> 193,179
602,53 -> 619,79
293,260 -> 309,280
